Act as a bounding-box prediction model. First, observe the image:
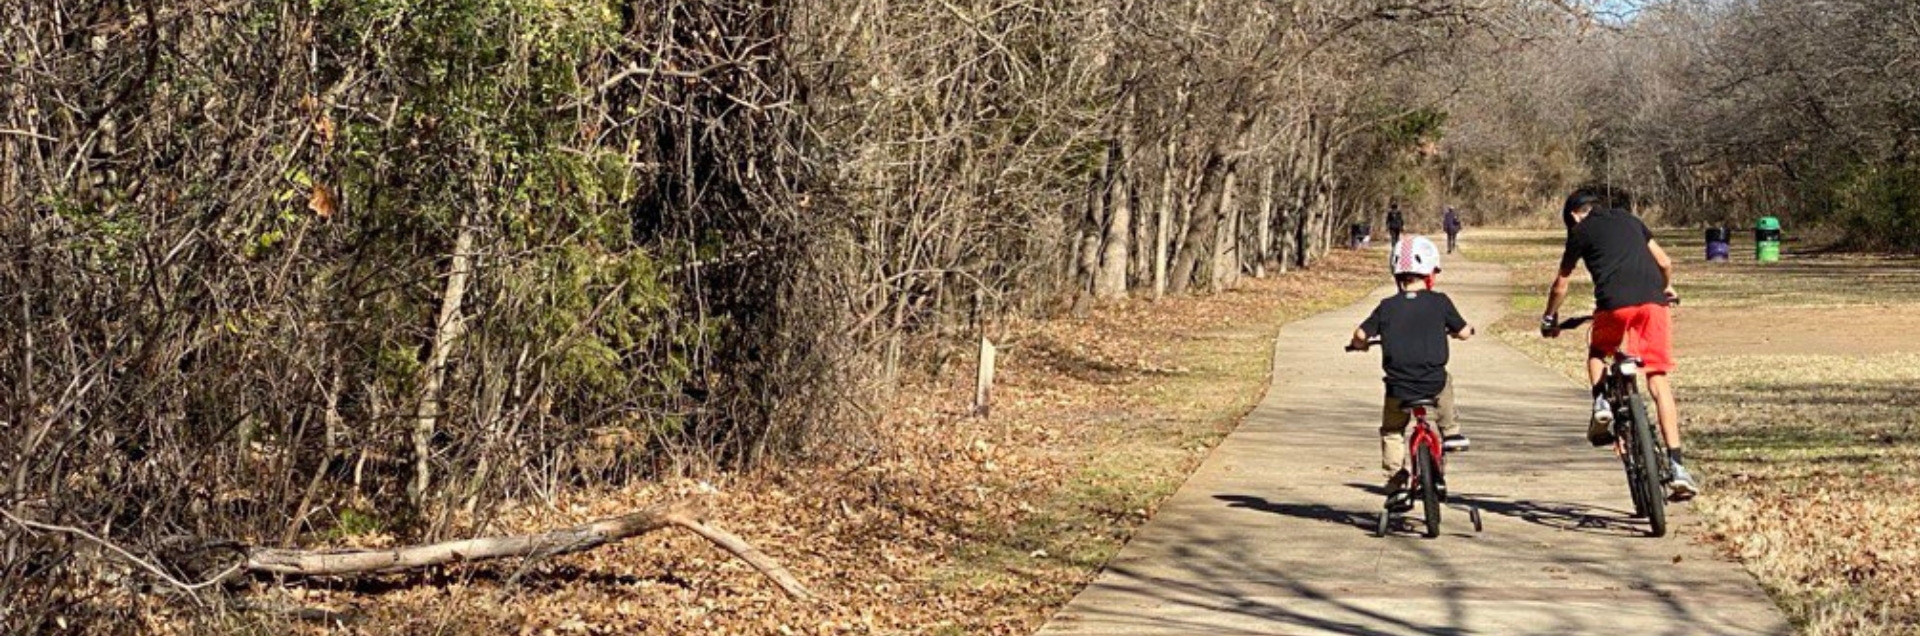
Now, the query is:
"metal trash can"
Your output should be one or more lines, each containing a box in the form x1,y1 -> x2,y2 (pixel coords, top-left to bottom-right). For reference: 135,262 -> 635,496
1705,226 -> 1731,262
1755,217 -> 1782,263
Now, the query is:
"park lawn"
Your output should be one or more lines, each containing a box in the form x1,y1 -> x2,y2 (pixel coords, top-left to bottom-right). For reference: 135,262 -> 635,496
1465,229 -> 1920,636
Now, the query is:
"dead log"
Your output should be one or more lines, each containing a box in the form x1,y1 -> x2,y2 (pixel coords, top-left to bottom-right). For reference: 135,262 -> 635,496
241,497 -> 812,600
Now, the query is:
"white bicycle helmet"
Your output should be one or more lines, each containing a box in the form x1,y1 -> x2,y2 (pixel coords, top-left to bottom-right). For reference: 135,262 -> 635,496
1390,235 -> 1442,277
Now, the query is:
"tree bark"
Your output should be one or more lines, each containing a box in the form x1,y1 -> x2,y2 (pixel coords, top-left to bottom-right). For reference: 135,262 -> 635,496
412,211 -> 476,504
1256,164 -> 1274,278
1167,150 -> 1230,294
1072,173 -> 1103,315
1094,141 -> 1131,299
1153,136 -> 1176,299
1211,168 -> 1240,292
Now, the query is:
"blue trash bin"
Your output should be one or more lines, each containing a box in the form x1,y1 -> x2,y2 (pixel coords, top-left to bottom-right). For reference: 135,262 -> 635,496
1705,226 -> 1731,262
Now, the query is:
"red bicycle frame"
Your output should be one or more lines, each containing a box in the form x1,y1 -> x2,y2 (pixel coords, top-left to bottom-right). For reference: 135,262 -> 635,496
1405,406 -> 1444,483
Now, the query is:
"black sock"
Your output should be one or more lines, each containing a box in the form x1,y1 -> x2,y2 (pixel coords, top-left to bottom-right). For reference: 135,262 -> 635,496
1667,448 -> 1685,466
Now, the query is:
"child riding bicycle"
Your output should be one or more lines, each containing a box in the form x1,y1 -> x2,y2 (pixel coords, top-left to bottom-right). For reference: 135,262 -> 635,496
1349,236 -> 1477,510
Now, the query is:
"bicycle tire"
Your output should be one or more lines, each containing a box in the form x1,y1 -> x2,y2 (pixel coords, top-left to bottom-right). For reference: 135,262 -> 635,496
1626,463 -> 1648,518
1417,449 -> 1442,539
1627,393 -> 1667,537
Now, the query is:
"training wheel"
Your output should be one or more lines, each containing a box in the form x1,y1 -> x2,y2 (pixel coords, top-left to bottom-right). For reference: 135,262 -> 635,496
1377,512 -> 1393,537
1470,505 -> 1484,533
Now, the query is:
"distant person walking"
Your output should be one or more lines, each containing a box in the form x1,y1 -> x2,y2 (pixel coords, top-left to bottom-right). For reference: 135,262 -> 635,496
1386,201 -> 1406,246
1443,206 -> 1463,253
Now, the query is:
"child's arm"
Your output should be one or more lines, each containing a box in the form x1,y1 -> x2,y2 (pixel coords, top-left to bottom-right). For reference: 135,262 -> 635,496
1443,295 -> 1473,341
1353,304 -> 1384,349
1350,327 -> 1372,349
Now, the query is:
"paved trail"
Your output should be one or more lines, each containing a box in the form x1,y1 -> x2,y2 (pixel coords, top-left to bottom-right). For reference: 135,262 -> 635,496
1036,258 -> 1789,636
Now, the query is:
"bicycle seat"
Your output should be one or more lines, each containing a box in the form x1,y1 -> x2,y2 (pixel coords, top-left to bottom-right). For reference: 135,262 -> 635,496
1612,356 -> 1645,375
1400,397 -> 1439,409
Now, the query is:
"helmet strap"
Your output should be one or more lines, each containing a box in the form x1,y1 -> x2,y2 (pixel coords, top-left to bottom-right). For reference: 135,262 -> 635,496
1423,275 -> 1435,290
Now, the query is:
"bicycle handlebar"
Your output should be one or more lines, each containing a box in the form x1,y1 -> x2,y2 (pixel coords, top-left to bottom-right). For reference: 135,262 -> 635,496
1345,339 -> 1380,352
1548,315 -> 1593,331
1542,295 -> 1681,335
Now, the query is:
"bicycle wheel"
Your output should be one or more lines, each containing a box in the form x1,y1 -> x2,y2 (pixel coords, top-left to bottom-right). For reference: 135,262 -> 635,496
1626,393 -> 1667,537
1416,449 -> 1442,538
1626,463 -> 1648,518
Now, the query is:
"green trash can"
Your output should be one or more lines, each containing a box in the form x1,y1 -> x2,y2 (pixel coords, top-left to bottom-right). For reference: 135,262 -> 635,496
1755,217 -> 1782,263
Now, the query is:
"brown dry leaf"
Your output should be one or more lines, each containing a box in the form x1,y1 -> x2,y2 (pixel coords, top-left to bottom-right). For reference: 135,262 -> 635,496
315,113 -> 336,146
309,183 -> 336,220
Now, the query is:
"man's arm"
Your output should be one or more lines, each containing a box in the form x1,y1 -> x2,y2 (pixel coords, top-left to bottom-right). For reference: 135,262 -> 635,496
1545,265 -> 1574,317
1648,239 -> 1676,298
1543,251 -> 1578,337
1545,232 -> 1580,312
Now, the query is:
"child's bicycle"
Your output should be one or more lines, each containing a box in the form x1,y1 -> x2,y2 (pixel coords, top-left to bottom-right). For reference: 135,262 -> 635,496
1346,339 -> 1483,539
1544,314 -> 1673,538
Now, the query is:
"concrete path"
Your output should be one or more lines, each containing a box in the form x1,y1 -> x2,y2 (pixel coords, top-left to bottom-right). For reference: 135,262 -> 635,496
1036,257 -> 1790,636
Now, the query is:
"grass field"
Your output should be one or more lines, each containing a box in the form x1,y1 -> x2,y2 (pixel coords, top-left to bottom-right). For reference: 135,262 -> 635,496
1464,229 -> 1920,636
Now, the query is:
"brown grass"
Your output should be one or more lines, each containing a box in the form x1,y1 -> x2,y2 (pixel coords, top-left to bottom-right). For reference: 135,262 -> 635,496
1466,228 -> 1920,636
148,252 -> 1380,635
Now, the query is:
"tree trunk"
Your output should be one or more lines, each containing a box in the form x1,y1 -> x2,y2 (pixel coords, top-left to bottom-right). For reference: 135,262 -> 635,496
1131,166 -> 1153,289
1256,164 -> 1274,278
412,211 -> 476,504
1072,175 -> 1103,315
1211,168 -> 1240,292
1153,136 -> 1176,299
1095,141 -> 1131,299
1167,151 -> 1230,294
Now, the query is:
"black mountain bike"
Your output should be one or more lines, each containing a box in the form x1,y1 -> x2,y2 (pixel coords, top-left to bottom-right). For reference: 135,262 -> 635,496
1545,315 -> 1673,538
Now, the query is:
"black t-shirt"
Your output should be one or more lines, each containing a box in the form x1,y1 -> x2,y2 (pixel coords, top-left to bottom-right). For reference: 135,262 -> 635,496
1559,209 -> 1667,310
1387,209 -> 1405,230
1361,290 -> 1468,401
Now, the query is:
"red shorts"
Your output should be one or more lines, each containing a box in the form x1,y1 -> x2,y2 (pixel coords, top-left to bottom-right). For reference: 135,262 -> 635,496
1589,303 -> 1674,374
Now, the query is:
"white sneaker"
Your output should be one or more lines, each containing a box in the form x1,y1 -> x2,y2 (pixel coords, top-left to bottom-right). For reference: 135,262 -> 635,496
1588,396 -> 1616,446
1668,464 -> 1700,501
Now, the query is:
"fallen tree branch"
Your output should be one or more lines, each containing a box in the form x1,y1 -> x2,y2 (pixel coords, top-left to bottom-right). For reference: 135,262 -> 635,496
0,509 -> 240,606
666,511 -> 813,600
241,496 -> 813,600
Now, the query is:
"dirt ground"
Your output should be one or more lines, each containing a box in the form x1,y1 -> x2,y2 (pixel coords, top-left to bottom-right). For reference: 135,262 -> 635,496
1676,306 -> 1920,357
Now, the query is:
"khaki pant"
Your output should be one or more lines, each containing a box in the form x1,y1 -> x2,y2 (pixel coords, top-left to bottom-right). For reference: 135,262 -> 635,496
1380,374 -> 1458,477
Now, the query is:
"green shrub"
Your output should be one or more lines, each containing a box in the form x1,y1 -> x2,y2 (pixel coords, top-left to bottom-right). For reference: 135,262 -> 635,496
1834,160 -> 1920,251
